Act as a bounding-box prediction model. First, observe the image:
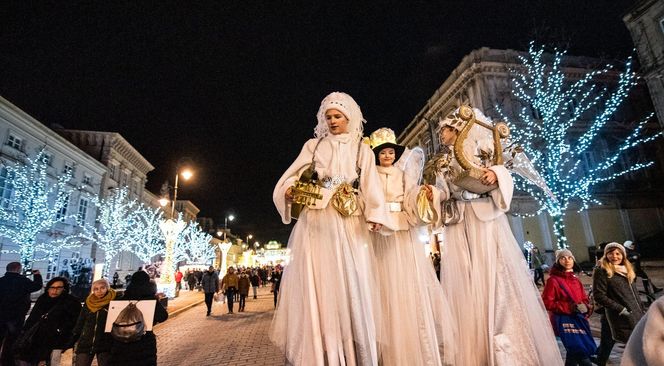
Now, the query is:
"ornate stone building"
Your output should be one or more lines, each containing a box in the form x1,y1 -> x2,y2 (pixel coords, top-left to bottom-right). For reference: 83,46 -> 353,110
624,0 -> 664,127
398,48 -> 664,262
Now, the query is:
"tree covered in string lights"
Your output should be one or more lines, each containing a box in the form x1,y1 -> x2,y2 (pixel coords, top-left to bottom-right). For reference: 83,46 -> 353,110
131,204 -> 166,265
498,43 -> 662,249
67,186 -> 141,277
174,222 -> 216,267
0,150 -> 76,271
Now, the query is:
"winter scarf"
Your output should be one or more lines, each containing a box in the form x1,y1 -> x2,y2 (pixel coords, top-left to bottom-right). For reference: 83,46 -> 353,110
85,288 -> 117,313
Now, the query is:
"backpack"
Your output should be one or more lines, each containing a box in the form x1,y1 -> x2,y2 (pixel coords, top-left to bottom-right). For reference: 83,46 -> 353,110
111,301 -> 146,343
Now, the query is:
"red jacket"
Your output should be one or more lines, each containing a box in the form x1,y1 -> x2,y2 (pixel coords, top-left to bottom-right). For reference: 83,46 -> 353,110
541,266 -> 590,315
175,271 -> 184,283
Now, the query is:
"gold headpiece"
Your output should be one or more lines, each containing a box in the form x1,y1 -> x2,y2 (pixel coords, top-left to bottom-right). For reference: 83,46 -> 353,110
369,128 -> 398,149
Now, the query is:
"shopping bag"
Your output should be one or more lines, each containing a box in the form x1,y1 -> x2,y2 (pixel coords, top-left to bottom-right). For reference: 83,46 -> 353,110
554,313 -> 597,357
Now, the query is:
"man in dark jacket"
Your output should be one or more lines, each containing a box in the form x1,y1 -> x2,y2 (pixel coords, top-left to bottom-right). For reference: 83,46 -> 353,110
0,262 -> 43,366
201,266 -> 220,316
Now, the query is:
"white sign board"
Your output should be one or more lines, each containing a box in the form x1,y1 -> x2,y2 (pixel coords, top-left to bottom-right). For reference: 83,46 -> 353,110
104,300 -> 157,332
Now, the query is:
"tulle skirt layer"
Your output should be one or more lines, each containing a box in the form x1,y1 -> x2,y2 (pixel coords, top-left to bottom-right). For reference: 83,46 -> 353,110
270,206 -> 381,366
440,204 -> 563,366
371,229 -> 456,366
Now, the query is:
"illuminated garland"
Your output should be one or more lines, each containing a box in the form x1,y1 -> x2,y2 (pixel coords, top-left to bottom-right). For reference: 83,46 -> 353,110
498,42 -> 662,249
0,150 -> 75,270
174,222 -> 216,267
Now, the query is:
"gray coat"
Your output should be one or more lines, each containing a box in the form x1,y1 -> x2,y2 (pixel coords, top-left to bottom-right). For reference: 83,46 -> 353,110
201,270 -> 219,293
592,267 -> 645,343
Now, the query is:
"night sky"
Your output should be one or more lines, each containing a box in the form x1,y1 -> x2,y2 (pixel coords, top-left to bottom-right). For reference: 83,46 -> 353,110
0,1 -> 636,243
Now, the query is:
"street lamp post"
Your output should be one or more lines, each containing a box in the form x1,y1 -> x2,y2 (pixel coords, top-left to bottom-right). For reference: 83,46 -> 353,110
246,234 -> 253,248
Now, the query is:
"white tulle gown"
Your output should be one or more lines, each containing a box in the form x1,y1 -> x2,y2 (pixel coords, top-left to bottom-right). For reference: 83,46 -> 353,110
370,164 -> 456,366
271,134 -> 390,366
430,162 -> 563,365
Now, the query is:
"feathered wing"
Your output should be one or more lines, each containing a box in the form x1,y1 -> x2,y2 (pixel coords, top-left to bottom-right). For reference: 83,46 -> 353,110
395,146 -> 426,185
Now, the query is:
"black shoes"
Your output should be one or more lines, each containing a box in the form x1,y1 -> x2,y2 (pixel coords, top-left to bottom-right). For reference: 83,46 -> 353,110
206,311 -> 211,316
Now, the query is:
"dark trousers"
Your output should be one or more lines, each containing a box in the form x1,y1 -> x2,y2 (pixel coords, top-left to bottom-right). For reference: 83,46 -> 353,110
534,268 -> 545,285
0,318 -> 24,366
204,292 -> 214,314
226,288 -> 236,313
239,294 -> 246,310
595,314 -> 615,366
273,288 -> 279,308
75,351 -> 111,366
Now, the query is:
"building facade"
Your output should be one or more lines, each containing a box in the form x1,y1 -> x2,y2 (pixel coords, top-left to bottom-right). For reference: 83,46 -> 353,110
398,48 -> 664,262
624,0 -> 664,127
0,96 -> 107,280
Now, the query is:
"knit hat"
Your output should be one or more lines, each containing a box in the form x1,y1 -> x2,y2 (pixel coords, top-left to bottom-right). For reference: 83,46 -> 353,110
604,242 -> 627,257
555,249 -> 575,263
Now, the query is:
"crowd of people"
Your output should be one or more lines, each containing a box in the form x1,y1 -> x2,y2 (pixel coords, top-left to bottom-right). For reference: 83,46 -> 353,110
270,92 -> 663,365
0,263 -> 168,366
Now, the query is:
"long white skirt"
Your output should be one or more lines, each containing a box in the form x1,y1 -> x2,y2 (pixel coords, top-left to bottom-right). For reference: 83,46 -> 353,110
371,228 -> 456,366
270,205 -> 380,366
441,204 -> 563,366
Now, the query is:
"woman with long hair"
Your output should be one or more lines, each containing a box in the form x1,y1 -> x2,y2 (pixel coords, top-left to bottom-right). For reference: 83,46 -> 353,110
542,249 -> 595,366
592,242 -> 645,366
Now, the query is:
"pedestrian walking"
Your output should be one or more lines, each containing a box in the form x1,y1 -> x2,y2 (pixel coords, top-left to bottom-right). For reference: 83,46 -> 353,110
237,269 -> 250,312
592,242 -> 645,366
249,270 -> 260,299
15,277 -> 81,366
270,265 -> 282,309
109,271 -> 168,366
186,270 -> 196,291
0,262 -> 43,366
201,266 -> 219,316
174,269 -> 183,296
220,267 -> 239,314
542,249 -> 596,366
531,246 -> 546,286
71,279 -> 117,366
624,240 -> 662,297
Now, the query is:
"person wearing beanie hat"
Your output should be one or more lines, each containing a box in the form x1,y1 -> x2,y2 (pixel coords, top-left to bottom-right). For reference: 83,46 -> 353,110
420,105 -> 563,365
367,127 -> 454,365
592,242 -> 645,365
542,249 -> 596,365
272,92 -> 391,365
623,240 -> 662,298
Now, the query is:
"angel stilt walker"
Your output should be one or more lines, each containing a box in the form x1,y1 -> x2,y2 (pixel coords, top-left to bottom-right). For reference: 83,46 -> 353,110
421,106 -> 563,365
368,128 -> 456,366
271,92 -> 390,366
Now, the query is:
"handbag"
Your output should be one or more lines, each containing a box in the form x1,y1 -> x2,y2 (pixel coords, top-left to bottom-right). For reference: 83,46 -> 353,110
552,278 -> 597,357
14,301 -> 62,356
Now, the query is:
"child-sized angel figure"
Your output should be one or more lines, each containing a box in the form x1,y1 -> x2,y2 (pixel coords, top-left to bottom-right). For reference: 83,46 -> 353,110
369,128 -> 456,366
421,107 -> 563,365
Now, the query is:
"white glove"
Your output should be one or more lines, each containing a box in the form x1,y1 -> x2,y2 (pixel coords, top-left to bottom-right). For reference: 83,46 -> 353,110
619,307 -> 631,316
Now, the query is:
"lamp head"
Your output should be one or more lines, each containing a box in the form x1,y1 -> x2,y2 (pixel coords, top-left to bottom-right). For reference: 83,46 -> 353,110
158,197 -> 169,207
180,169 -> 193,180
228,215 -> 235,222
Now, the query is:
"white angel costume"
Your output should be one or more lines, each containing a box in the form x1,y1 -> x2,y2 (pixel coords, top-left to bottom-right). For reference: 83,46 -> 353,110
427,108 -> 563,366
368,128 -> 456,366
271,92 -> 390,366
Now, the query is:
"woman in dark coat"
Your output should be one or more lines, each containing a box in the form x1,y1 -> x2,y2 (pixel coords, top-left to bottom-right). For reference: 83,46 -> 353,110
71,279 -> 117,366
592,242 -> 645,366
109,271 -> 168,366
15,276 -> 81,366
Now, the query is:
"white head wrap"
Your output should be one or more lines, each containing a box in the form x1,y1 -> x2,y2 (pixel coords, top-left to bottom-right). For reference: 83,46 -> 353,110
314,92 -> 366,141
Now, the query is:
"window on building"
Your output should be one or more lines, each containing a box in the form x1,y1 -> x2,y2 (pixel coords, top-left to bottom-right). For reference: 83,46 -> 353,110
56,194 -> 70,222
77,198 -> 89,225
40,152 -> 53,166
82,174 -> 91,186
530,104 -> 542,120
6,134 -> 23,150
110,163 -> 118,180
63,162 -> 75,176
46,253 -> 59,280
0,167 -> 14,208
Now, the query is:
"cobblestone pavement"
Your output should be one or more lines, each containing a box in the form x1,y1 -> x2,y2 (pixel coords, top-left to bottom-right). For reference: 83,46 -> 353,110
155,286 -> 285,366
